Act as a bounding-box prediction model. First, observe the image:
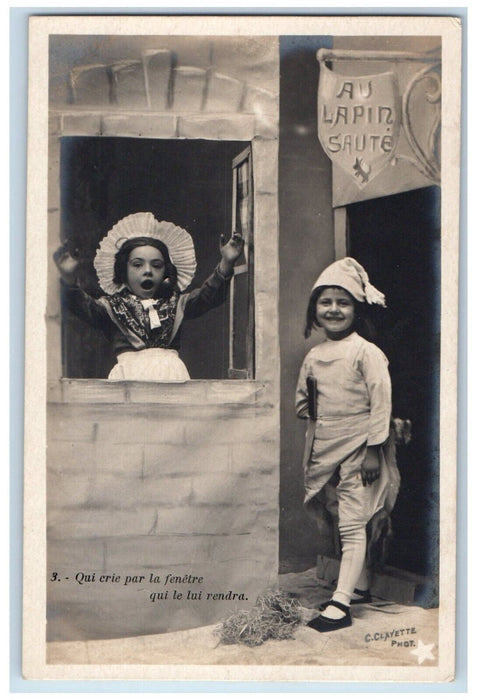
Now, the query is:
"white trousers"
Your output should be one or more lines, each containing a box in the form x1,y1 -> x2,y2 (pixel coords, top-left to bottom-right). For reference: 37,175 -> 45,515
304,414 -> 400,605
332,442 -> 375,603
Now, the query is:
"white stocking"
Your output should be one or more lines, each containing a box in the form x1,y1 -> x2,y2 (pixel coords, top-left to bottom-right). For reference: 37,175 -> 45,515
334,522 -> 367,604
321,523 -> 367,619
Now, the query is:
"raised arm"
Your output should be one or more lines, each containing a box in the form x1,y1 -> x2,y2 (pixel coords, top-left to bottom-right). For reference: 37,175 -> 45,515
183,232 -> 244,319
218,231 -> 244,277
54,244 -> 112,331
53,243 -> 80,286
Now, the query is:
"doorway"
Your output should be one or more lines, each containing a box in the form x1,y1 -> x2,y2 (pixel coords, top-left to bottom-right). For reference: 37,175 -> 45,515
347,186 -> 441,586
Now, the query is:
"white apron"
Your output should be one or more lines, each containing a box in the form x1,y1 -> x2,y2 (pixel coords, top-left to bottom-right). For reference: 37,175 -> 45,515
108,348 -> 190,382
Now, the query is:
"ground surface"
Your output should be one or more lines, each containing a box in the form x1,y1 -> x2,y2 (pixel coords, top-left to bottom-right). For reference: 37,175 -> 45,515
47,568 -> 439,671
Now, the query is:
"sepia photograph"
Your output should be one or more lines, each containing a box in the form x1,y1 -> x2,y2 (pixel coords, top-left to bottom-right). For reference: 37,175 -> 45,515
22,14 -> 461,683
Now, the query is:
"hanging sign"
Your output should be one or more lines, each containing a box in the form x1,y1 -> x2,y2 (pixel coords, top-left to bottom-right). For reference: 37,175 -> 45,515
317,65 -> 401,188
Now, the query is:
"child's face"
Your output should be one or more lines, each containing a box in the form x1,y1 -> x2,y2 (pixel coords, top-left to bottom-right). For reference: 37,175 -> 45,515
126,245 -> 166,299
316,287 -> 355,339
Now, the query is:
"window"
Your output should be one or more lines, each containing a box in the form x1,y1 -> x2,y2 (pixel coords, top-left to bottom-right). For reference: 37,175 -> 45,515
59,137 -> 255,380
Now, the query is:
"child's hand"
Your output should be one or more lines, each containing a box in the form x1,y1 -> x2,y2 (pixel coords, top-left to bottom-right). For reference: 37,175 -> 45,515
53,243 -> 80,285
361,446 -> 381,486
218,231 -> 244,276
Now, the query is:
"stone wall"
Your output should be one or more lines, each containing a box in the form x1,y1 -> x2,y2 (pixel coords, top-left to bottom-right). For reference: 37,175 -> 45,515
47,36 -> 280,642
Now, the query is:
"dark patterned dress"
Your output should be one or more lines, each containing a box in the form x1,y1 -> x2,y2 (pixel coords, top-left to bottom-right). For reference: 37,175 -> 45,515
62,266 -> 231,380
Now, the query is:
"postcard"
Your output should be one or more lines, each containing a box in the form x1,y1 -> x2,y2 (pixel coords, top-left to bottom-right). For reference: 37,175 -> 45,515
23,14 -> 461,683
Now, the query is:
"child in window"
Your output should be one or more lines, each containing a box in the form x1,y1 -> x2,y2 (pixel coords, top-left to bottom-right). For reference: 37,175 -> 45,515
295,257 -> 400,632
54,212 -> 243,381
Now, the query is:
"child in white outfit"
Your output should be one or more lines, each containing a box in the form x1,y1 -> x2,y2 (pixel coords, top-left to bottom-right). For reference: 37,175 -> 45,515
295,257 -> 400,632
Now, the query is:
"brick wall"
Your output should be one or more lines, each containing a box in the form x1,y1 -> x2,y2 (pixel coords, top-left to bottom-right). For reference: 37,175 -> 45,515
47,36 -> 279,642
47,381 -> 278,640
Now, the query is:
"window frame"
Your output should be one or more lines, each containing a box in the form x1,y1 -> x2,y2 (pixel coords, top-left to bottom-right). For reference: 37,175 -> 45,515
228,145 -> 255,379
47,111 -> 278,390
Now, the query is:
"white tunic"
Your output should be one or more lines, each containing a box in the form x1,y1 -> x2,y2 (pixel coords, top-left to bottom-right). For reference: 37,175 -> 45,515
296,331 -> 391,444
295,332 -> 400,530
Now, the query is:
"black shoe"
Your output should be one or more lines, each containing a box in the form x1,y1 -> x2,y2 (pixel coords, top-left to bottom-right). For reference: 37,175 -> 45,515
350,587 -> 372,605
307,600 -> 352,633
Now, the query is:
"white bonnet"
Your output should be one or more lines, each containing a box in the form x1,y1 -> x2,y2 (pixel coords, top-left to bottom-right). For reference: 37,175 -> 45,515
94,213 -> 197,294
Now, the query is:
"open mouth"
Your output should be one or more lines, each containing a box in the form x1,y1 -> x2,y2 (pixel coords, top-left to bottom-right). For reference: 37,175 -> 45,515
141,280 -> 155,290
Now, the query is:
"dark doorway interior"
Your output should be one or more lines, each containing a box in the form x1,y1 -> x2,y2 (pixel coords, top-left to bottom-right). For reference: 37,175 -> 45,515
60,137 -> 246,379
348,186 -> 441,587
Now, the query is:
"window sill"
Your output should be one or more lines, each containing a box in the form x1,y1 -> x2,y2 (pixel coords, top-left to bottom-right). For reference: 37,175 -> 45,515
48,378 -> 266,406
